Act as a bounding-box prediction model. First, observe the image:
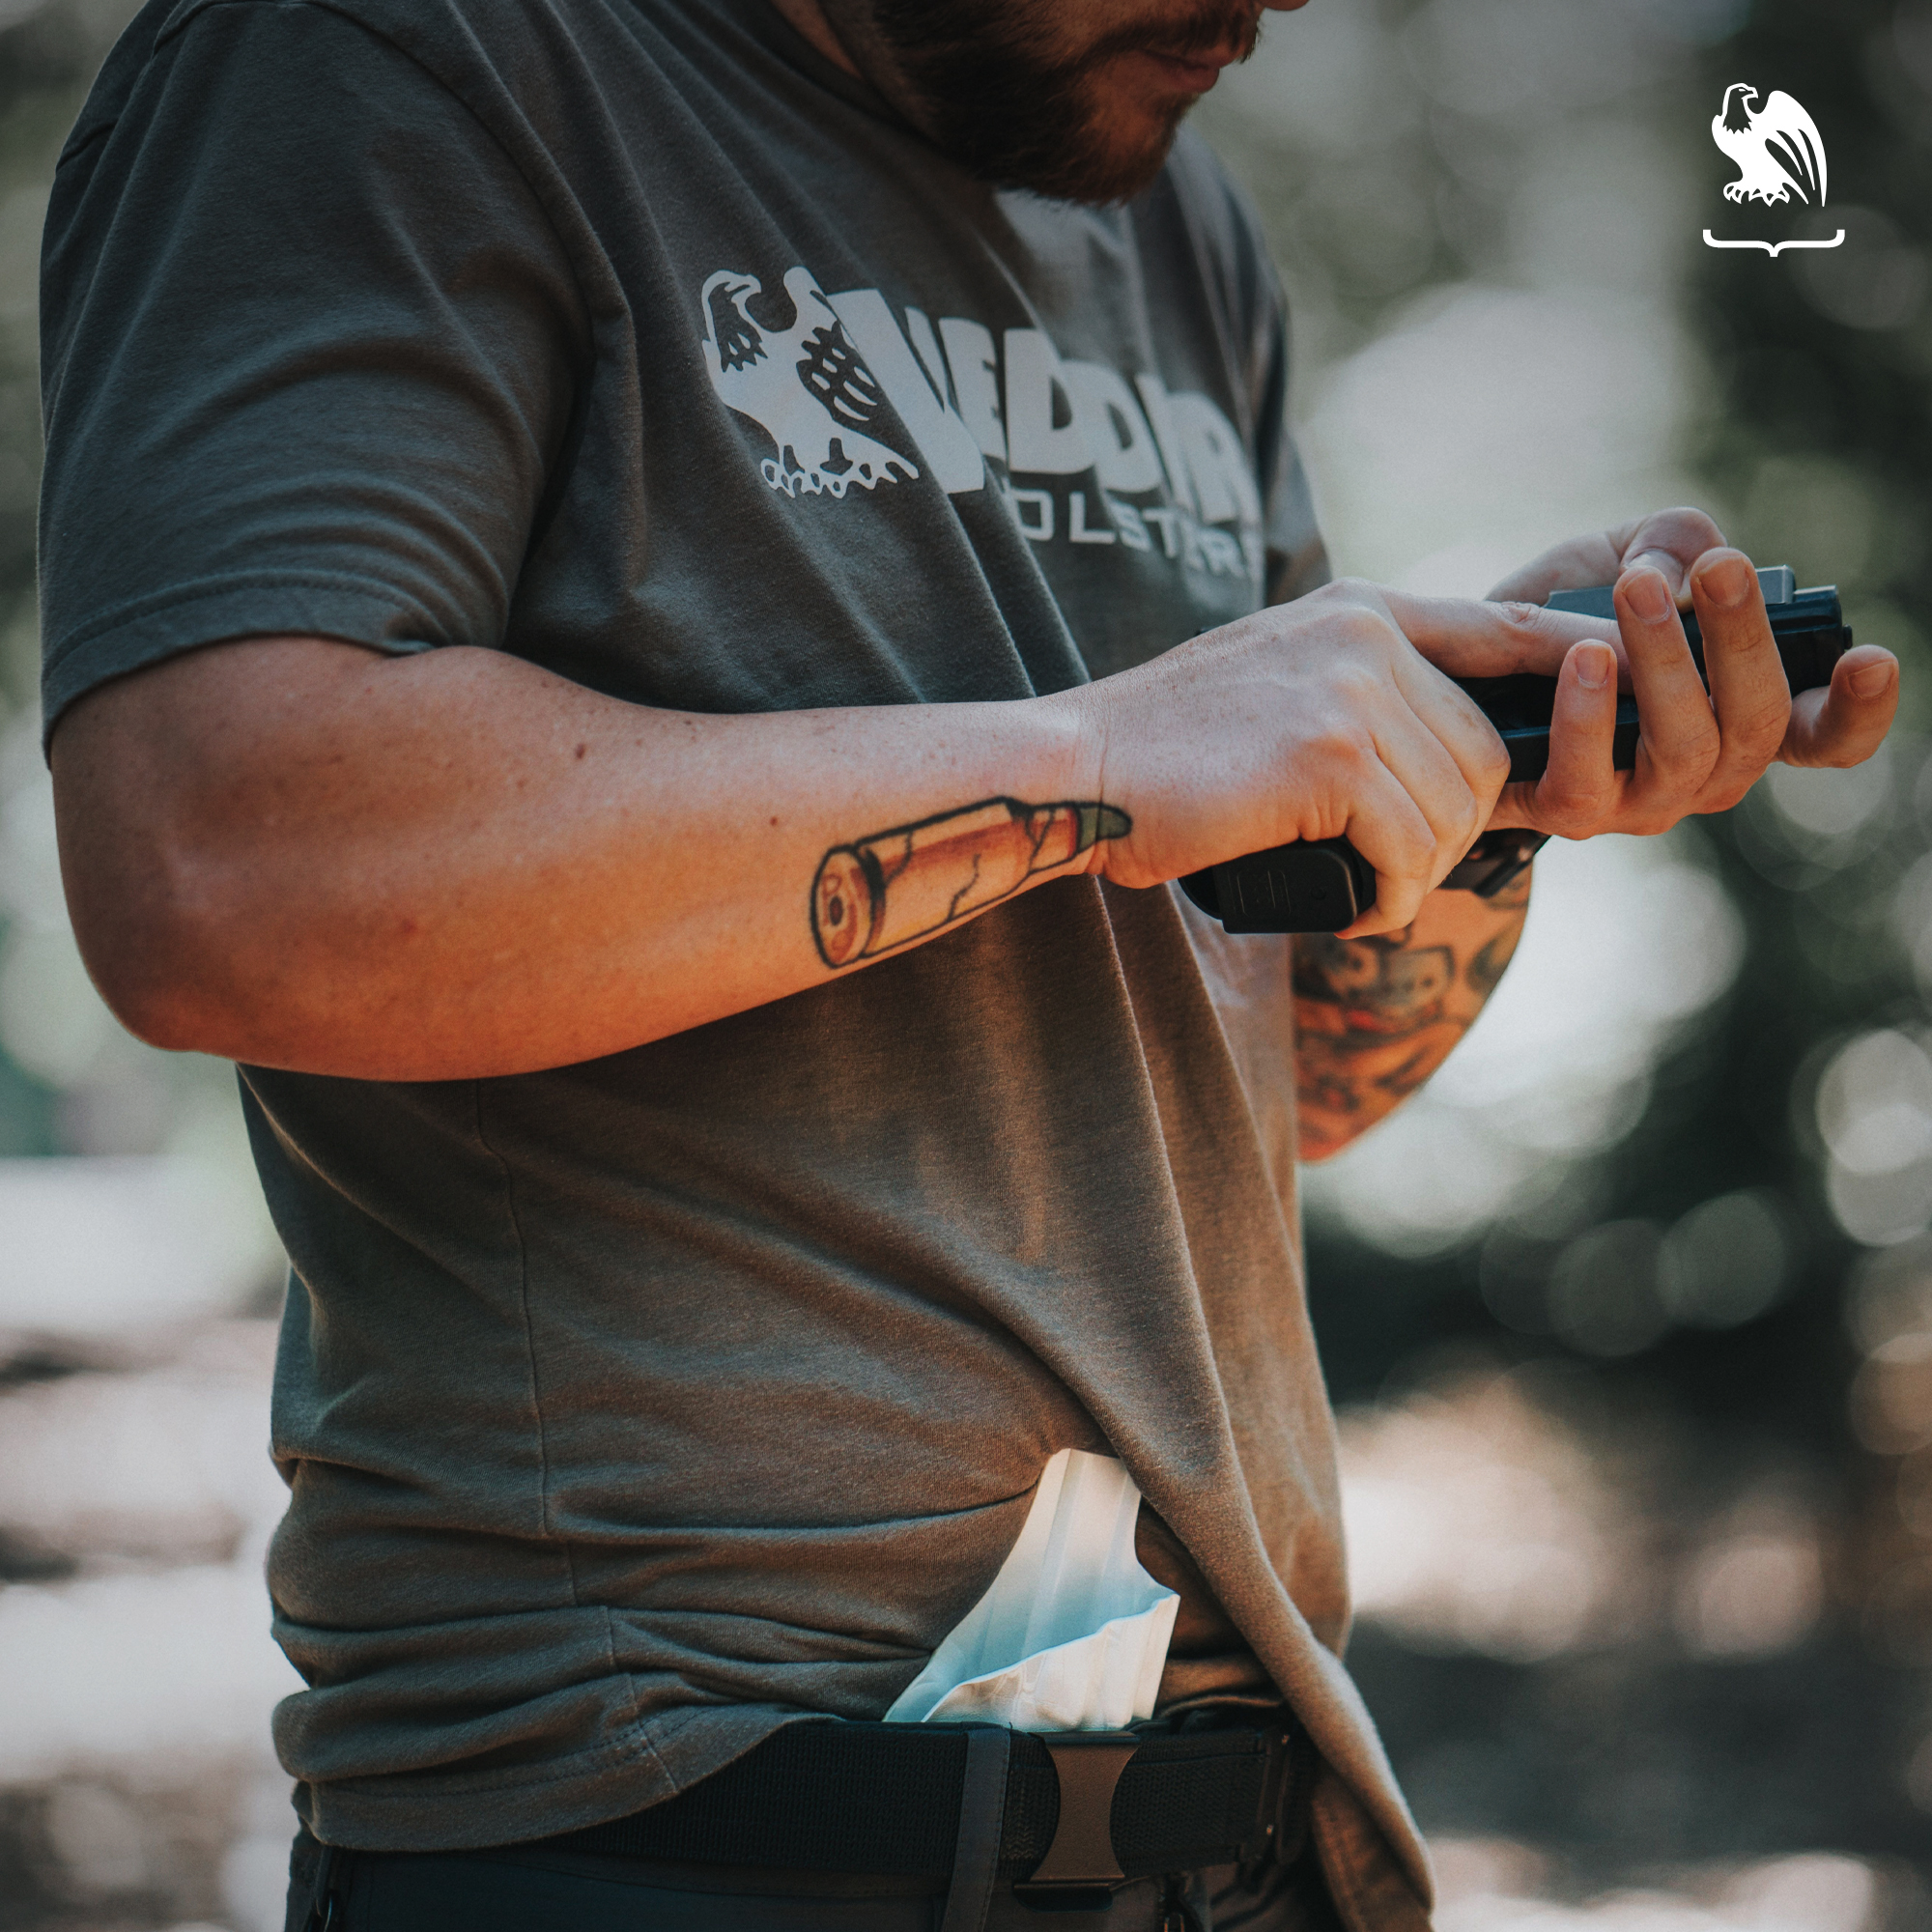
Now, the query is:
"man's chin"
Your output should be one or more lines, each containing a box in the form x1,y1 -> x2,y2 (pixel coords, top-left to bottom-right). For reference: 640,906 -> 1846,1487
905,49 -> 1196,204
1007,132 -> 1181,204
1057,114 -> 1190,204
1047,58 -> 1211,196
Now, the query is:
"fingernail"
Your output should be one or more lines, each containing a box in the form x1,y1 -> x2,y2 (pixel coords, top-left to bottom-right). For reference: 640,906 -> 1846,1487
1700,554 -> 1752,610
1851,660 -> 1894,698
1575,642 -> 1614,690
1624,569 -> 1672,623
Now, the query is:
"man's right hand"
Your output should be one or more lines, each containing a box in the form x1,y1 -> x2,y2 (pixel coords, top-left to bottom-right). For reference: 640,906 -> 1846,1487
1059,579 -> 1621,934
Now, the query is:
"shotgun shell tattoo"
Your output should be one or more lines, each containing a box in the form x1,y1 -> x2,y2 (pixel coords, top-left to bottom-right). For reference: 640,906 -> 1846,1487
811,797 -> 1131,968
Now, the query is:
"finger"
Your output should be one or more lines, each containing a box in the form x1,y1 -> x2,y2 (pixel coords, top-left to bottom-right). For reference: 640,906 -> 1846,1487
1521,641 -> 1623,835
1387,648 -> 1514,824
1619,507 -> 1730,606
1368,693 -> 1494,891
1484,509 -> 1733,608
1782,645 -> 1899,769
1336,757 -> 1446,936
1690,548 -> 1790,802
1379,587 -> 1627,683
1484,777 -> 1544,834
1615,565 -> 1720,805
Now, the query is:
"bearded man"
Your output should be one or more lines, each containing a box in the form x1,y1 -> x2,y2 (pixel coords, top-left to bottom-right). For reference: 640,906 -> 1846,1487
37,0 -> 1896,1923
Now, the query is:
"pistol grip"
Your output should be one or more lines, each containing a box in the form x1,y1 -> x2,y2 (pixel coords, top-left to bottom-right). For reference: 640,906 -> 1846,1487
1179,838 -> 1377,933
1182,570 -> 1848,934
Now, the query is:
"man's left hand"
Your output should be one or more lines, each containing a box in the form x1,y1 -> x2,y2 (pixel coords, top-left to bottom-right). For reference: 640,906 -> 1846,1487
1483,508 -> 1899,839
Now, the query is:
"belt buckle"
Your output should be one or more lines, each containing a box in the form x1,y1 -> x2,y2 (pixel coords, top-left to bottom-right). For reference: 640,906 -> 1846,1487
1011,1730 -> 1141,1911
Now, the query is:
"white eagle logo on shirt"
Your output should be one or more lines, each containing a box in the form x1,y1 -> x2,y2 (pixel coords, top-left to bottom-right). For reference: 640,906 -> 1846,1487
1712,84 -> 1828,208
700,266 -> 920,498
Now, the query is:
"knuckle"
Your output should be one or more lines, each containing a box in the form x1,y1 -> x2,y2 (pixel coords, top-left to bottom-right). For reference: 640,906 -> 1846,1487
1626,811 -> 1682,838
1309,721 -> 1378,776
1651,722 -> 1722,779
1536,783 -> 1606,830
1302,603 -> 1385,663
1329,658 -> 1387,708
1378,819 -> 1435,874
1626,772 -> 1697,826
1538,757 -> 1625,821
1475,733 -> 1513,789
1382,888 -> 1429,929
1728,696 -> 1793,747
1643,506 -> 1725,553
1701,779 -> 1753,814
1317,576 -> 1374,611
1338,609 -> 1396,653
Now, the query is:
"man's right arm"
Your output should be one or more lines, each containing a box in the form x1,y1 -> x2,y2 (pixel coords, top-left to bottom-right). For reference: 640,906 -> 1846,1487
50,584 -> 1603,1082
56,542 -> 1890,1084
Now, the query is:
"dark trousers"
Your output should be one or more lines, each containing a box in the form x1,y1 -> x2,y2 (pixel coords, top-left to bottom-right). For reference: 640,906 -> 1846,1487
285,1827 -> 1347,1932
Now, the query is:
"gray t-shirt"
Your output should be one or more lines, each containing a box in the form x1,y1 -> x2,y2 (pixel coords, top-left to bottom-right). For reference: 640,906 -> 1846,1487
40,0 -> 1431,1918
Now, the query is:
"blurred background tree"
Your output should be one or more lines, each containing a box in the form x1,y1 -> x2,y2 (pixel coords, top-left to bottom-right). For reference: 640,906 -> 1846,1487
0,0 -> 1928,1925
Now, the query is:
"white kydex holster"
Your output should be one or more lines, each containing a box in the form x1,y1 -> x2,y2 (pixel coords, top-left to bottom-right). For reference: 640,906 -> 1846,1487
885,1448 -> 1179,1732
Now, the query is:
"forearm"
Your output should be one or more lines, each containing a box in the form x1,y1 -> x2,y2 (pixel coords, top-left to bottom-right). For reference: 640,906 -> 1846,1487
52,639 -> 1104,1080
1293,870 -> 1530,1161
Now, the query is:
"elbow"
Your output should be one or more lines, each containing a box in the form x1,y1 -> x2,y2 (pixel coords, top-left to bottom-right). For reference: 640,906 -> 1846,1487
89,952 -> 219,1057
61,844 -> 247,1057
48,671 -> 284,1058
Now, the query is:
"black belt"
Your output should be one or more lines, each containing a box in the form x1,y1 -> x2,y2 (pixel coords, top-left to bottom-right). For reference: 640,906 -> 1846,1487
526,1718 -> 1307,1900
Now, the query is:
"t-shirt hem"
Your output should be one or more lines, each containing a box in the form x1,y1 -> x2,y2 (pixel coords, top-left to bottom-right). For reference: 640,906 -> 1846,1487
41,579 -> 444,750
297,1703 -> 831,1853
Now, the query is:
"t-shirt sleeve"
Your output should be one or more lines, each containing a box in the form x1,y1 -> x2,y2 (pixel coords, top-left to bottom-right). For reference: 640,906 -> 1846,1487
38,0 -> 585,742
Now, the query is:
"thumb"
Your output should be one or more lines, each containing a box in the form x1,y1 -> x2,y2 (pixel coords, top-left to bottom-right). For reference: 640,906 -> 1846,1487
1621,548 -> 1694,607
1618,508 -> 1731,606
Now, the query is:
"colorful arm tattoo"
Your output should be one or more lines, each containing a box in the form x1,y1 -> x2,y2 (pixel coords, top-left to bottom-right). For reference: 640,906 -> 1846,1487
1293,869 -> 1532,1161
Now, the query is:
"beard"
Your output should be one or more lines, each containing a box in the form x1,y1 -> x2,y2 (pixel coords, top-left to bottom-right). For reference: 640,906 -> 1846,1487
861,0 -> 1264,205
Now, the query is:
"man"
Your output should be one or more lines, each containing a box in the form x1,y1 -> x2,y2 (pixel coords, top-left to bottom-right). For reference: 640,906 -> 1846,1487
37,0 -> 1896,1923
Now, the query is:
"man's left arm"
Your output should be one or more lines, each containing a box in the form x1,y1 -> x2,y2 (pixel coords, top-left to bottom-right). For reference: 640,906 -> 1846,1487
1293,873 -> 1529,1161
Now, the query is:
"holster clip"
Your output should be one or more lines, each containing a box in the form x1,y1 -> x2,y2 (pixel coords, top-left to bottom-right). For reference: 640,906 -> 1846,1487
1012,1731 -> 1141,1910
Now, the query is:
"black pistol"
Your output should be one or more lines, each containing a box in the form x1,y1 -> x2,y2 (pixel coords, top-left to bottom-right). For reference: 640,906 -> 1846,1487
1178,566 -> 1851,934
